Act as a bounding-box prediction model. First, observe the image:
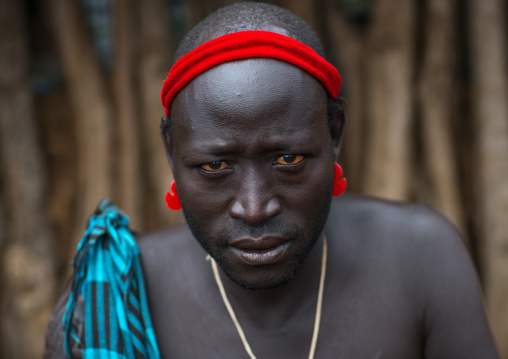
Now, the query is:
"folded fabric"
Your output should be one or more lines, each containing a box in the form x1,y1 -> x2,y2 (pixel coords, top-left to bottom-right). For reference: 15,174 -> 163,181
63,200 -> 160,359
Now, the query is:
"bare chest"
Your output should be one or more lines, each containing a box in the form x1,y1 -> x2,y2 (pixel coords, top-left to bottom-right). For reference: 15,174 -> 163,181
147,277 -> 423,359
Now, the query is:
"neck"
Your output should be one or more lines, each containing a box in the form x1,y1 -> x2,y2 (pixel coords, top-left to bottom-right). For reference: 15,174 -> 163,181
217,234 -> 325,328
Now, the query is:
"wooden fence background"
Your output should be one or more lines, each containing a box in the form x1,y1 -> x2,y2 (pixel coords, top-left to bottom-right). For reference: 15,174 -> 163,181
0,0 -> 507,357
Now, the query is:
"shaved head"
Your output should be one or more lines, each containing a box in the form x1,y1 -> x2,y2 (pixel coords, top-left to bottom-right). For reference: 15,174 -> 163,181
173,2 -> 326,64
162,1 -> 345,140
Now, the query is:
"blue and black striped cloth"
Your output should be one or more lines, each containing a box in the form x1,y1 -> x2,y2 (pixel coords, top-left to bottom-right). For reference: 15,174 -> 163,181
63,200 -> 160,358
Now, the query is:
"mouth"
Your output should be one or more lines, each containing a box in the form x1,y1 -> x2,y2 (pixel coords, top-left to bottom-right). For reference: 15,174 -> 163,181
230,236 -> 291,266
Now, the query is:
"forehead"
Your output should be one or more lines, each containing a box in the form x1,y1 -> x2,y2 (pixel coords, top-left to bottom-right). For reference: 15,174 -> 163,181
171,59 -> 328,140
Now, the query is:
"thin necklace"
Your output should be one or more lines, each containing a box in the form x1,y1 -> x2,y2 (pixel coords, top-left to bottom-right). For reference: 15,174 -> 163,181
210,236 -> 328,359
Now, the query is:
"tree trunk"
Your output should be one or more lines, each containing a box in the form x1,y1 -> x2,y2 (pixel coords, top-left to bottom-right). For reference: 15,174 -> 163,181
325,1 -> 366,192
469,0 -> 508,355
0,186 -> 5,252
35,89 -> 78,280
112,0 -> 142,229
138,0 -> 183,229
362,0 -> 415,200
187,0 -> 205,29
417,0 -> 465,236
49,0 -> 113,244
282,0 -> 319,38
0,1 -> 57,357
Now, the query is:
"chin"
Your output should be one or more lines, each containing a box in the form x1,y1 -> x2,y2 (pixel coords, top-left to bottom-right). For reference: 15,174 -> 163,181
195,227 -> 320,290
217,251 -> 310,291
180,191 -> 332,290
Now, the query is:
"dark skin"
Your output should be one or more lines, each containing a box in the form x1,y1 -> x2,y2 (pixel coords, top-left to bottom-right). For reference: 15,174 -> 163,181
167,59 -> 335,291
44,37 -> 498,359
139,59 -> 498,358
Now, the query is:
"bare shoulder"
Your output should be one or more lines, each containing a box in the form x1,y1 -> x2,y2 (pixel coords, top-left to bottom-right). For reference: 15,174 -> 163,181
328,193 -> 467,259
136,224 -> 194,262
136,224 -> 200,279
327,194 -> 498,358
135,223 -> 211,290
330,193 -> 461,236
328,193 -> 475,299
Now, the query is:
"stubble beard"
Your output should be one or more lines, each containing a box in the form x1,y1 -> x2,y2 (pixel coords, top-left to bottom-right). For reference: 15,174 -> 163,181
181,195 -> 332,291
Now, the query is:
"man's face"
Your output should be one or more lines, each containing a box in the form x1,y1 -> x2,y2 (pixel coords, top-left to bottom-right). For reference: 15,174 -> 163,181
168,59 -> 337,290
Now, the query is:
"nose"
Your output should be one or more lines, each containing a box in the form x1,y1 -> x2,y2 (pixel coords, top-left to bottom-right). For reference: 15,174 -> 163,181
228,170 -> 282,224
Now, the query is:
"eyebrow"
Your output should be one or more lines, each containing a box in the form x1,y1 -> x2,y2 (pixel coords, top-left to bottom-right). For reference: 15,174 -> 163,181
199,142 -> 302,158
182,129 -> 315,157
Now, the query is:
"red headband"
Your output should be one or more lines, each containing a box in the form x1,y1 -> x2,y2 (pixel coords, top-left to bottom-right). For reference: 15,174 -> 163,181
161,31 -> 341,116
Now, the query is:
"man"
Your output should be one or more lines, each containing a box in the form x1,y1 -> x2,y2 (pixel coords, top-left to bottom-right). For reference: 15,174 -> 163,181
45,2 -> 498,358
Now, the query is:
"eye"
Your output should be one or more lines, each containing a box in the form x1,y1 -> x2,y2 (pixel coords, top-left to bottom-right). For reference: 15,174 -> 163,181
274,154 -> 305,165
201,161 -> 230,171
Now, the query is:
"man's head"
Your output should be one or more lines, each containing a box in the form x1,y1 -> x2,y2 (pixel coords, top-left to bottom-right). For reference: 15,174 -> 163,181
173,2 -> 325,60
161,2 -> 345,290
163,2 -> 345,137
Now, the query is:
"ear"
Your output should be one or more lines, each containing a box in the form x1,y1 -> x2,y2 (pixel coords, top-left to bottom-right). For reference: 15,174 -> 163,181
329,106 -> 346,161
160,116 -> 175,169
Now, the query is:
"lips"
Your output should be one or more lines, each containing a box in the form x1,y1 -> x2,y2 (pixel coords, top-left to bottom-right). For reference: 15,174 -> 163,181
230,236 -> 291,266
